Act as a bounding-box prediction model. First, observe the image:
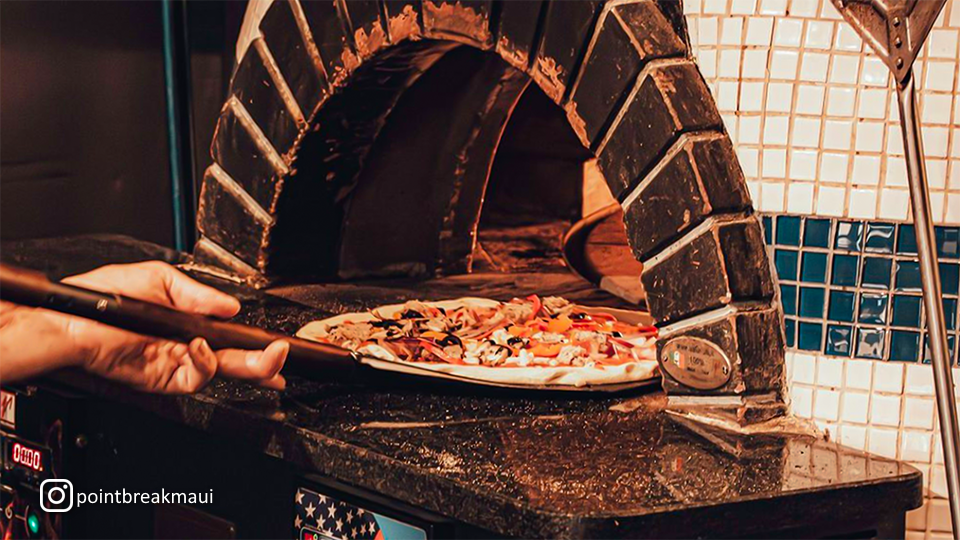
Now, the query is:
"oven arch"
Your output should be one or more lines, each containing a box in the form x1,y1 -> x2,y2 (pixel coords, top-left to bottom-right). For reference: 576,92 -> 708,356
195,0 -> 786,420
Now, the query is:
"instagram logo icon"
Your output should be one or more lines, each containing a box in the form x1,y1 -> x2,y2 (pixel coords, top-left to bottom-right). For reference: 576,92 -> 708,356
40,479 -> 74,512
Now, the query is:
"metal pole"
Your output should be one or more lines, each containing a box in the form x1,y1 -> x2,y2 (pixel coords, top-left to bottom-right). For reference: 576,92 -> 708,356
897,70 -> 960,537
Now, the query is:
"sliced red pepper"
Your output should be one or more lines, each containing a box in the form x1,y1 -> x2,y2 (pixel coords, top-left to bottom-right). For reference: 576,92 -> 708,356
526,294 -> 542,320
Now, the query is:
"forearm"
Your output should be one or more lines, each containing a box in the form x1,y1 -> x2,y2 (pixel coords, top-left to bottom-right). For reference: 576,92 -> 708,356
0,301 -> 88,383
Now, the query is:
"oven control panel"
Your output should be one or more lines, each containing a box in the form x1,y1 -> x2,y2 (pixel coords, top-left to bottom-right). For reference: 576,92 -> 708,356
295,486 -> 428,540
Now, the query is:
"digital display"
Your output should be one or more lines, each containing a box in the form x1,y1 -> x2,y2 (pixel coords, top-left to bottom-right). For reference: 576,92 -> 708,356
9,441 -> 44,472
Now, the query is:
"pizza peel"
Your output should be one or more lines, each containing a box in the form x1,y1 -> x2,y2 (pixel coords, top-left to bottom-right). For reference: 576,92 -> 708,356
0,263 -> 659,396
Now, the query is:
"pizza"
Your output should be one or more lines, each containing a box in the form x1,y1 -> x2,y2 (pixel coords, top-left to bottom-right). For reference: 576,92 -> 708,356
296,295 -> 659,387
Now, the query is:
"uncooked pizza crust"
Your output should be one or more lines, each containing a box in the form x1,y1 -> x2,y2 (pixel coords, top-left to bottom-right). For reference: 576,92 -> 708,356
297,297 -> 659,388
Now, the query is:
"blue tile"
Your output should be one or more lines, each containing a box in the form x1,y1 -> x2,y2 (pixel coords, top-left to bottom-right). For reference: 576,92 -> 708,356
923,334 -> 957,365
890,331 -> 920,362
831,255 -> 859,287
861,257 -> 892,289
941,262 -> 959,295
763,216 -> 773,244
935,227 -> 959,259
799,287 -> 826,318
895,261 -> 922,292
804,218 -> 831,248
944,298 -> 957,331
892,295 -> 922,328
828,290 -> 856,322
780,284 -> 797,315
798,322 -> 823,351
855,327 -> 886,360
775,249 -> 800,281
801,252 -> 828,283
835,221 -> 863,251
864,222 -> 896,254
784,318 -> 796,348
897,224 -> 917,255
776,216 -> 802,246
858,293 -> 889,324
826,325 -> 853,357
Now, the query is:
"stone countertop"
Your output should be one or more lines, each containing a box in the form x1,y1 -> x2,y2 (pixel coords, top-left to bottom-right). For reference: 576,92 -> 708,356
2,236 -> 923,539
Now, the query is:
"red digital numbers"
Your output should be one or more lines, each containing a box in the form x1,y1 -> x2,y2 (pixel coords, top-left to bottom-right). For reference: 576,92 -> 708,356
11,442 -> 43,472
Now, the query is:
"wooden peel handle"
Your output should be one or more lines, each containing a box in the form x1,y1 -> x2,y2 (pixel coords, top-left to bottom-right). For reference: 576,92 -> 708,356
0,263 -> 359,379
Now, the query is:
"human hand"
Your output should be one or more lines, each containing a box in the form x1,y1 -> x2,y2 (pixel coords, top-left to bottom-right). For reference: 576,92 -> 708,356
59,261 -> 288,394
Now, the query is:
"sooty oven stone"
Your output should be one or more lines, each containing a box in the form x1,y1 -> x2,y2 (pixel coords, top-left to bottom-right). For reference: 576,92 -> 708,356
195,0 -> 786,421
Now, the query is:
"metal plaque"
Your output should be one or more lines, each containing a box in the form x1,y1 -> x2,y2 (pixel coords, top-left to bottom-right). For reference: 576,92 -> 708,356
659,337 -> 732,390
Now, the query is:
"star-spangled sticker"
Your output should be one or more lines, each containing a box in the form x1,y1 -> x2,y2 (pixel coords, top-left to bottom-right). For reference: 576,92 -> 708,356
296,491 -> 305,504
294,515 -> 303,529
327,505 -> 337,519
347,509 -> 355,523
335,519 -> 343,532
295,488 -> 384,540
305,503 -> 317,518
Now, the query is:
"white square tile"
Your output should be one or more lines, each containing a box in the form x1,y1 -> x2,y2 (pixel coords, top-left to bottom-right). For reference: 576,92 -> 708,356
924,126 -> 950,158
763,115 -> 789,145
951,161 -> 960,189
874,361 -> 905,393
929,499 -> 954,533
867,427 -> 899,459
737,146 -> 759,177
933,436 -> 943,464
814,388 -> 840,421
759,0 -> 787,15
765,82 -> 793,112
789,150 -> 818,181
762,148 -> 787,177
841,391 -> 869,423
739,115 -> 762,144
921,93 -> 953,125
788,0 -> 817,18
773,18 -> 803,47
849,188 -> 877,219
929,29 -> 959,58
796,84 -> 825,114
820,152 -> 849,184
879,189 -> 910,220
870,393 -> 902,427
826,86 -> 856,117
740,82 -> 765,112
729,0 -> 757,15
845,359 -> 873,391
904,396 -> 935,430
741,49 -> 768,78
854,122 -> 884,153
684,0 -> 703,15
950,1 -> 960,28
792,117 -> 821,148
719,49 -> 742,78
852,155 -> 881,184
857,88 -> 888,119
696,49 -> 717,78
900,430 -> 932,463
804,20 -> 834,49
787,181 -> 815,212
890,91 -> 901,121
799,52 -> 829,82
716,81 -> 739,111
886,157 -> 908,187
820,0 -> 841,19
816,185 -> 846,216
817,356 -> 844,387
769,49 -> 798,80
747,180 -> 761,201
905,503 -> 926,531
887,125 -> 905,155
701,0 -> 727,14
931,464 -> 949,498
744,16 -> 774,46
840,424 -> 867,450
698,17 -> 719,45
946,193 -> 960,222
924,61 -> 956,91
830,55 -> 860,84
792,352 -> 817,384
833,23 -> 862,52
860,56 -> 889,86
760,180 -> 785,211
822,120 -> 852,150
905,363 -> 935,396
791,384 -> 814,418
721,17 -> 744,45
927,159 -> 948,188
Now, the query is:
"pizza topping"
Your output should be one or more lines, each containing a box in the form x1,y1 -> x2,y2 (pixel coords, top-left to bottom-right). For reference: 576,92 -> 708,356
315,296 -> 657,368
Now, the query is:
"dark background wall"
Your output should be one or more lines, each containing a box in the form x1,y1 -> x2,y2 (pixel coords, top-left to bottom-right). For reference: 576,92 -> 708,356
0,0 -> 242,247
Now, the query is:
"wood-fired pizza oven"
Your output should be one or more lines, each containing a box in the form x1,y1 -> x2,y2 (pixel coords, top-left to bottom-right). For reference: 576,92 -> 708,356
193,0 -> 787,424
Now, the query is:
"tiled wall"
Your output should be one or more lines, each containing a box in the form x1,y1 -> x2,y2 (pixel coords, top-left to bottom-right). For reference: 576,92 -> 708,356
683,1 -> 959,537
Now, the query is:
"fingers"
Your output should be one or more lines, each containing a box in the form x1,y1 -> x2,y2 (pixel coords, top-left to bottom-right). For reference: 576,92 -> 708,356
152,263 -> 242,319
214,340 -> 289,387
